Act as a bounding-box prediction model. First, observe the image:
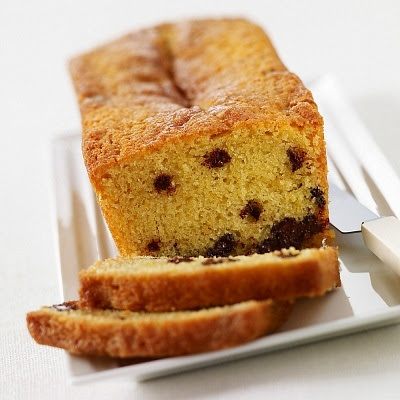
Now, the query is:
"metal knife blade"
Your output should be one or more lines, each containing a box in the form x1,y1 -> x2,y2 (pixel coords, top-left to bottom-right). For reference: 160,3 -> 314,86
329,182 -> 378,233
329,181 -> 400,277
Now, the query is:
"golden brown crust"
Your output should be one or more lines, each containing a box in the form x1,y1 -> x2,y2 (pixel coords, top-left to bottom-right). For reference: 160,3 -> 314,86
26,300 -> 293,358
70,18 -> 329,258
79,247 -> 340,311
69,18 -> 323,184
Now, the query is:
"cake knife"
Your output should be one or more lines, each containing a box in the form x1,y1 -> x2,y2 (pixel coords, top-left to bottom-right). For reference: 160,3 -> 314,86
329,182 -> 400,276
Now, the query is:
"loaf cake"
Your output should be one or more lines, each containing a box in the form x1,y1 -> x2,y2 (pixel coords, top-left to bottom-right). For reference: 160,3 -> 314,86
26,300 -> 293,357
70,18 -> 331,257
79,247 -> 340,311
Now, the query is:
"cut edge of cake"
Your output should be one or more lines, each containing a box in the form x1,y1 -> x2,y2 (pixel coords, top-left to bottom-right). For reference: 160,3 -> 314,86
79,247 -> 340,311
26,299 -> 294,358
69,18 -> 331,257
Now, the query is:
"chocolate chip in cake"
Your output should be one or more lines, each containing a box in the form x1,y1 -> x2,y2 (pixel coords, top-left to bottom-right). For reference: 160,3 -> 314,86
147,239 -> 161,252
302,215 -> 325,236
271,217 -> 305,249
154,174 -> 175,193
240,200 -> 263,221
202,258 -> 225,266
257,215 -> 326,254
52,301 -> 78,312
168,257 -> 194,264
287,148 -> 306,172
205,234 -> 237,257
310,187 -> 326,207
202,149 -> 231,168
257,238 -> 279,254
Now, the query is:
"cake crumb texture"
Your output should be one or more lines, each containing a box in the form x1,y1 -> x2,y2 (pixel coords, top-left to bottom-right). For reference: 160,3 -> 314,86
26,300 -> 293,357
79,247 -> 340,311
70,18 -> 330,256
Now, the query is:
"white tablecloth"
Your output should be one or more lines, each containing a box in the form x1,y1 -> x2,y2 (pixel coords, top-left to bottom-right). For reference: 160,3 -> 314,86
2,1 -> 400,398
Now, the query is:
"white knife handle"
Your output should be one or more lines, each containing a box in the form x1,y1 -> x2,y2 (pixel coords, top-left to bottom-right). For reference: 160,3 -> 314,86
361,216 -> 400,276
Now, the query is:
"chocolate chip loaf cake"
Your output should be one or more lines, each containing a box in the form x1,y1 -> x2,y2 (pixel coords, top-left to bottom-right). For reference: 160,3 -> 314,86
27,300 -> 293,357
79,247 -> 340,312
70,18 -> 331,257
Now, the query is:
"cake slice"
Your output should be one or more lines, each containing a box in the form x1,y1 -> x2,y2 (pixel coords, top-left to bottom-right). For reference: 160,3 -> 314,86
70,18 -> 331,257
26,300 -> 293,357
79,247 -> 340,311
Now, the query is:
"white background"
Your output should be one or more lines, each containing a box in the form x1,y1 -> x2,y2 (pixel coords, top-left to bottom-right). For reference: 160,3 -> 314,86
1,0 -> 400,399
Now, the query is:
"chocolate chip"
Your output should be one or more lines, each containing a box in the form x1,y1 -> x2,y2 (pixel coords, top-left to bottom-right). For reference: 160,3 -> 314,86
154,174 -> 175,193
287,148 -> 306,172
202,258 -> 224,266
271,218 -> 305,249
257,238 -> 279,254
202,149 -> 231,168
240,200 -> 263,221
168,257 -> 193,264
302,215 -> 325,236
205,234 -> 237,257
310,187 -> 326,207
147,239 -> 160,252
52,301 -> 78,312
257,215 -> 326,253
202,257 -> 238,266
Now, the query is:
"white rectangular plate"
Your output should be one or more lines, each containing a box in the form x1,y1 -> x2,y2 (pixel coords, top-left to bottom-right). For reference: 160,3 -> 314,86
51,76 -> 400,382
